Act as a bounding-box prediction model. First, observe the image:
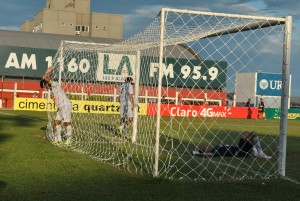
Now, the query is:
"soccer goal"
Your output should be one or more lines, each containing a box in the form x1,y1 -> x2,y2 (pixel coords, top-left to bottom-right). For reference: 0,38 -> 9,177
46,8 -> 292,181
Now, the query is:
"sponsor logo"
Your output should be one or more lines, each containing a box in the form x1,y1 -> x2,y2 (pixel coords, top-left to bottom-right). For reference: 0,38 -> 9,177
259,79 -> 269,90
257,73 -> 283,96
14,98 -> 147,115
97,53 -> 135,82
259,79 -> 282,91
168,106 -> 233,118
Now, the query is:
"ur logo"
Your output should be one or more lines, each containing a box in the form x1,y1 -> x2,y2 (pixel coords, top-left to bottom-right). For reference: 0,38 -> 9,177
259,79 -> 268,90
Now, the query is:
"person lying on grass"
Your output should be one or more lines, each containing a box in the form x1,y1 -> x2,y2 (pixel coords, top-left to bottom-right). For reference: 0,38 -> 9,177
192,131 -> 271,159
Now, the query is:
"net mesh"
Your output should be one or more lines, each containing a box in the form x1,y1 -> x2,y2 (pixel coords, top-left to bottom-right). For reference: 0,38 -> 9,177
45,8 -> 288,181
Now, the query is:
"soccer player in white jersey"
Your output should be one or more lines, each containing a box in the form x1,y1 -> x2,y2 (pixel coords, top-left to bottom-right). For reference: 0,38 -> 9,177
40,66 -> 72,145
119,77 -> 134,135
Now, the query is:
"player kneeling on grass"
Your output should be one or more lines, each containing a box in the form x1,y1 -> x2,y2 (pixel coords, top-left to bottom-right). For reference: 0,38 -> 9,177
192,131 -> 271,159
40,66 -> 72,145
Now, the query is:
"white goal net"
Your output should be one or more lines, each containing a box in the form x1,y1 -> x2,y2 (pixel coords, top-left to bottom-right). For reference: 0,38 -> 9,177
46,8 -> 292,181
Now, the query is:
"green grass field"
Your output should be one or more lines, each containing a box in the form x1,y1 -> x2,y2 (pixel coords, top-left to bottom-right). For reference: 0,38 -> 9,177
0,110 -> 299,201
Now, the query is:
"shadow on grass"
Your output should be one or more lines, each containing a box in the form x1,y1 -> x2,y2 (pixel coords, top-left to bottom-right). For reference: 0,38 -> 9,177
0,134 -> 11,143
0,111 -> 47,144
0,114 -> 43,128
40,126 -> 48,136
0,181 -> 7,192
100,123 -> 121,137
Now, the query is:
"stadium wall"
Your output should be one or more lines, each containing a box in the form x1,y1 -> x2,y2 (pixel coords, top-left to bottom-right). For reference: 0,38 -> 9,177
0,30 -> 228,109
0,79 -> 227,108
13,97 -> 260,119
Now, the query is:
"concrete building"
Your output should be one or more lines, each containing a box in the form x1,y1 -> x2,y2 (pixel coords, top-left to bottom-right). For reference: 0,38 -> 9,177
20,0 -> 123,39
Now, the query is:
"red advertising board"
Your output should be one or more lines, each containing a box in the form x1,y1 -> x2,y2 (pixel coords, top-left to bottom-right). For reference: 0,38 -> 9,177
147,104 -> 259,119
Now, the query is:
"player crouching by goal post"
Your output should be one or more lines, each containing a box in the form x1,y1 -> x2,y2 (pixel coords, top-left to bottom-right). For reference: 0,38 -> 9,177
40,66 -> 73,146
192,131 -> 272,159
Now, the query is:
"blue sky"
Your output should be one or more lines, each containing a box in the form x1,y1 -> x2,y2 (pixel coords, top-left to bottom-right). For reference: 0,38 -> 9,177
0,0 -> 299,96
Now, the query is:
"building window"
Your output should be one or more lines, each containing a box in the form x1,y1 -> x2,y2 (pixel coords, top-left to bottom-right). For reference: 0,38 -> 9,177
81,25 -> 89,32
75,25 -> 81,31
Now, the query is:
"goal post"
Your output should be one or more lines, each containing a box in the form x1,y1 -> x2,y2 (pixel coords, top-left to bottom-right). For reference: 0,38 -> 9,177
154,9 -> 167,177
278,16 -> 292,177
132,50 -> 141,143
46,8 -> 292,181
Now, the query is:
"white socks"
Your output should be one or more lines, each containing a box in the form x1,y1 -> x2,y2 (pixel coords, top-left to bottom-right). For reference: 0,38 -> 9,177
55,125 -> 62,141
55,124 -> 72,142
252,136 -> 271,159
121,123 -> 126,130
252,136 -> 263,154
252,147 -> 258,156
66,125 -> 72,142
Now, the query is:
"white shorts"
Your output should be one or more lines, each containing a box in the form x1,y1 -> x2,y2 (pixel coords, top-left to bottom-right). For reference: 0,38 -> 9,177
55,103 -> 72,122
120,102 -> 133,119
